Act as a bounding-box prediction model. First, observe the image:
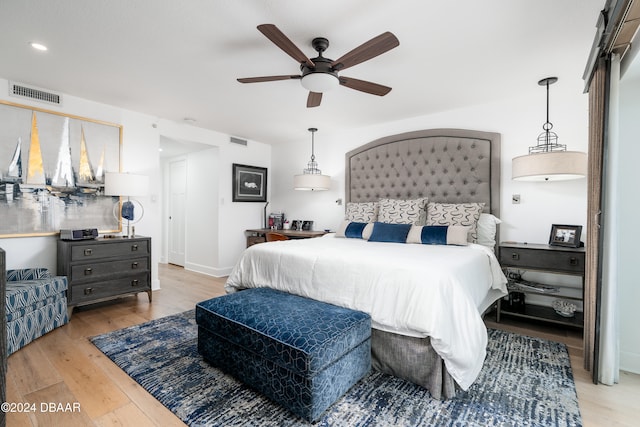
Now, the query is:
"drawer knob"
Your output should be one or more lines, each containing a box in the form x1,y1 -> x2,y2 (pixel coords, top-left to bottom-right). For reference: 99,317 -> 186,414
511,252 -> 520,260
131,244 -> 138,251
569,257 -> 578,266
84,248 -> 93,256
131,279 -> 139,287
84,287 -> 93,295
84,267 -> 93,275
131,262 -> 139,269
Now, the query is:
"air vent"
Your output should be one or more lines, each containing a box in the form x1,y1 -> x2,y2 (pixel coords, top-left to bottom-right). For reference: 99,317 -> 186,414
9,81 -> 62,106
230,136 -> 248,146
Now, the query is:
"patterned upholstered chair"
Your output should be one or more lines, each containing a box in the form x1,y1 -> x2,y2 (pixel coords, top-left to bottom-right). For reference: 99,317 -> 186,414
5,268 -> 69,356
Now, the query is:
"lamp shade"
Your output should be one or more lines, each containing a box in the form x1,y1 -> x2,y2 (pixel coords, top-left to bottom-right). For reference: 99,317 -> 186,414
104,172 -> 149,196
293,173 -> 331,191
512,151 -> 587,181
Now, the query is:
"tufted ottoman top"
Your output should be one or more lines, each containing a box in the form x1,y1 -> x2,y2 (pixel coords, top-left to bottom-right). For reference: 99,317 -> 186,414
196,288 -> 371,376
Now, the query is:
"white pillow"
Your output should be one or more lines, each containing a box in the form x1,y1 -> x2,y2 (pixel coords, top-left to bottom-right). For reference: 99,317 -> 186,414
476,213 -> 502,249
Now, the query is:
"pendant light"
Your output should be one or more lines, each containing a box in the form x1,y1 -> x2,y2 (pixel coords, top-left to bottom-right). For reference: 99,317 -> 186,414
293,128 -> 331,191
512,77 -> 587,181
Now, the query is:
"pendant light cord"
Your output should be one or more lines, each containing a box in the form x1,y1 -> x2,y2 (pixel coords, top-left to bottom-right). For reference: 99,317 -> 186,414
543,79 -> 553,148
309,127 -> 316,162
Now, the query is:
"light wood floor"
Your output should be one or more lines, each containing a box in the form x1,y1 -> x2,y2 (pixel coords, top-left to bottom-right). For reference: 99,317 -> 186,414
5,264 -> 639,426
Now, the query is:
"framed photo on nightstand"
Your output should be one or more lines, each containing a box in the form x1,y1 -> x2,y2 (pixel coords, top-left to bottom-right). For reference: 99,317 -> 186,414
549,224 -> 582,248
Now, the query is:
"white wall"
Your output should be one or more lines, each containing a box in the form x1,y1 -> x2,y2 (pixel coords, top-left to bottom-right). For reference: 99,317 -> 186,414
0,78 -> 271,286
155,119 -> 272,277
271,79 -> 589,243
0,79 -> 162,288
160,147 -> 221,275
618,72 -> 640,374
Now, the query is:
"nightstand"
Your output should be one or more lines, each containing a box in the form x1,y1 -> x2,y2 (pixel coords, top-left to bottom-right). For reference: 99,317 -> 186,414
497,242 -> 586,328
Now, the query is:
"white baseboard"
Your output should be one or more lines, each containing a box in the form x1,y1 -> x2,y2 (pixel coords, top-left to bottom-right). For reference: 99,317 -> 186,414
184,261 -> 232,278
620,350 -> 640,375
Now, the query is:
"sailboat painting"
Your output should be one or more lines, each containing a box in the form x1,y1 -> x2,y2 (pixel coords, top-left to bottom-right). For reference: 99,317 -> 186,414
19,112 -> 47,192
49,117 -> 76,193
1,100 -> 122,237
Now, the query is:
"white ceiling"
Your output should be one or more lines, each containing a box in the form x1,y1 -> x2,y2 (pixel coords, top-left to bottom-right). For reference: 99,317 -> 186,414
0,0 -> 605,146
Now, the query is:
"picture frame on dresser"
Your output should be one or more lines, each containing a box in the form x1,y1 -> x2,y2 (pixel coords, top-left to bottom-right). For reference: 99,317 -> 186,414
549,224 -> 583,248
0,100 -> 122,238
232,163 -> 267,202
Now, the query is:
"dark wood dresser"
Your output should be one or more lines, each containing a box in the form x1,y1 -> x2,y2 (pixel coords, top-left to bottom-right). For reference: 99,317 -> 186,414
57,236 -> 152,316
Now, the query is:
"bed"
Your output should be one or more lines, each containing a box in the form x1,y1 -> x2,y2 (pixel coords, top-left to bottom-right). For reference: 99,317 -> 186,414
226,129 -> 507,398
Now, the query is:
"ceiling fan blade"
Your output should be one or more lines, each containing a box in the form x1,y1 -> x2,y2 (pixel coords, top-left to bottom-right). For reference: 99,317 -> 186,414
331,32 -> 399,71
339,77 -> 392,96
237,75 -> 301,83
307,92 -> 322,108
257,24 -> 315,68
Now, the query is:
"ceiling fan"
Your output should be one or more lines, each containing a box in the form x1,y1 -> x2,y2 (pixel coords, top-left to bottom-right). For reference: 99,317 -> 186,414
237,24 -> 400,108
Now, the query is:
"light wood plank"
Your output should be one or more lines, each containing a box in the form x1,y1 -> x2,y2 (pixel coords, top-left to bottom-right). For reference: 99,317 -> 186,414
36,323 -> 131,419
4,373 -> 33,427
23,382 -> 93,427
94,402 -> 159,427
6,339 -> 63,396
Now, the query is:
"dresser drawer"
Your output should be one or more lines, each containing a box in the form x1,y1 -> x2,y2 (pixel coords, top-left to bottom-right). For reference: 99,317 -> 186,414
68,273 -> 150,304
499,247 -> 585,274
69,240 -> 149,261
69,257 -> 149,282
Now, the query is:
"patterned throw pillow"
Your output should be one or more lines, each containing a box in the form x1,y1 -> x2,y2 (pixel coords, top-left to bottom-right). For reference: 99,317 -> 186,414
426,202 -> 485,242
345,202 -> 379,222
377,197 -> 428,225
406,225 -> 469,246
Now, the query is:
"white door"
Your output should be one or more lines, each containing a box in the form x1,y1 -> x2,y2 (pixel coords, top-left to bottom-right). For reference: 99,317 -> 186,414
168,159 -> 186,266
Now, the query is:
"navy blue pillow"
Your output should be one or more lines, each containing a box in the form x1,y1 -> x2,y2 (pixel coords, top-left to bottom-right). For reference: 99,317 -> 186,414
421,225 -> 448,245
369,222 -> 412,243
345,222 -> 368,239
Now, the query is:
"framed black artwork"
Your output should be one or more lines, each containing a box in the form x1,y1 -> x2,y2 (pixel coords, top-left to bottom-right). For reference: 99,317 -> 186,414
549,224 -> 583,248
232,163 -> 267,202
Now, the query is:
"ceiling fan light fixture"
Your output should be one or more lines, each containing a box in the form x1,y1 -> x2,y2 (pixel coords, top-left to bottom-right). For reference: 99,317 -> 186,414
300,72 -> 339,93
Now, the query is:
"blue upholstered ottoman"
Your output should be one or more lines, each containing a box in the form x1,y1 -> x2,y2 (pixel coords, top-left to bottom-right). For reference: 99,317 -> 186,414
196,288 -> 371,422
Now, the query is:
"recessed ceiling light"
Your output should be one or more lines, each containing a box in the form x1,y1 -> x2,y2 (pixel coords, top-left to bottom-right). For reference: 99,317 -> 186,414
30,42 -> 48,51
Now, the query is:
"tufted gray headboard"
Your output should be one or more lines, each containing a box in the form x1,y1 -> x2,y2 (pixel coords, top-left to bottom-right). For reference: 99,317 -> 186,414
345,129 -> 501,218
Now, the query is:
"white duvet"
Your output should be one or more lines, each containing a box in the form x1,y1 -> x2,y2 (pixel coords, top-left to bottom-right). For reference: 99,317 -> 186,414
225,234 -> 508,390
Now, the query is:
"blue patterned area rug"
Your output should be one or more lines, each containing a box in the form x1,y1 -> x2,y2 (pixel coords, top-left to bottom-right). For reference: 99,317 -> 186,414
90,310 -> 582,427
